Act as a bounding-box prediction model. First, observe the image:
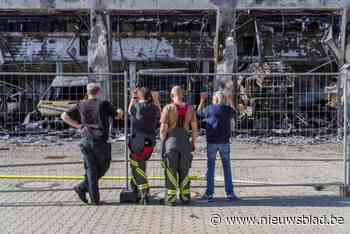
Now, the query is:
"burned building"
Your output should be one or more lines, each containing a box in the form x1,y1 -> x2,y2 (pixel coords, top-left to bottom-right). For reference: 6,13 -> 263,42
0,0 -> 218,130
214,0 -> 346,134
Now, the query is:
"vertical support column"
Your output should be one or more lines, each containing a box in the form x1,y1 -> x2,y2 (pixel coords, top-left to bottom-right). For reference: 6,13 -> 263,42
213,6 -> 221,68
232,7 -> 238,108
128,62 -> 136,141
129,62 -> 137,91
88,7 -> 111,101
341,69 -> 350,197
106,13 -> 112,102
123,71 -> 129,190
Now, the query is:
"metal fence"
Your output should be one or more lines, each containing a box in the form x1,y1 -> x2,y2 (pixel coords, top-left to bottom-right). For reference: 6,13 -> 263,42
0,71 -> 348,197
138,72 -> 340,136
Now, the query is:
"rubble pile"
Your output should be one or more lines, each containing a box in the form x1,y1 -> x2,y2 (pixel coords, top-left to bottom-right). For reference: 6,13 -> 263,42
235,61 -> 338,133
0,129 -> 81,147
235,134 -> 342,145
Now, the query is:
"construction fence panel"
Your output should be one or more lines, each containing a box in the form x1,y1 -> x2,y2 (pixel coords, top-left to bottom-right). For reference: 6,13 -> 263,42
0,73 -> 128,190
136,72 -> 343,191
0,71 -> 346,196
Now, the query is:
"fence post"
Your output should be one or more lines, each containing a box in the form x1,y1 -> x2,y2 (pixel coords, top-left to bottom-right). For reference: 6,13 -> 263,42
129,62 -> 136,135
124,71 -> 129,190
341,68 -> 350,197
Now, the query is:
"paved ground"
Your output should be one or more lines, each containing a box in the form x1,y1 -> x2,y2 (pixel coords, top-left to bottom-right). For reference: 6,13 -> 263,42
0,136 -> 349,233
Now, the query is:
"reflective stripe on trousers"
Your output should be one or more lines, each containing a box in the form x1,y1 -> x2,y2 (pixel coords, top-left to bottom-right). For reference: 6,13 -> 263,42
130,158 -> 149,195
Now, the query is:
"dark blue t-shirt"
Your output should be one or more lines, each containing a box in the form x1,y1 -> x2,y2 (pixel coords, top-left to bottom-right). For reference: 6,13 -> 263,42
198,104 -> 234,144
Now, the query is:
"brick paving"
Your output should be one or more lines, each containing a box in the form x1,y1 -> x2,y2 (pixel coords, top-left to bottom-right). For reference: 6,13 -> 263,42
0,138 -> 349,233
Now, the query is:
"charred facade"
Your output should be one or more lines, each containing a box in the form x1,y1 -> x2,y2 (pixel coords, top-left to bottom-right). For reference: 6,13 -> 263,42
0,0 -> 348,134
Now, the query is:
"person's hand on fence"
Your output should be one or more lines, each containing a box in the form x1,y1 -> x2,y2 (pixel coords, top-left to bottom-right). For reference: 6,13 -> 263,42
152,91 -> 162,113
133,89 -> 139,99
130,98 -> 137,106
197,92 -> 208,112
131,89 -> 139,104
227,94 -> 236,110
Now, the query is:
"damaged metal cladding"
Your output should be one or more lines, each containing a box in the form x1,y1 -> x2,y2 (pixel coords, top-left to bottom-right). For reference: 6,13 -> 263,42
210,0 -> 346,134
111,14 -> 216,61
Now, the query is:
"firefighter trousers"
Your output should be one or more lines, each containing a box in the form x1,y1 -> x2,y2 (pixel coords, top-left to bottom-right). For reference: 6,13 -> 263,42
162,149 -> 192,203
130,158 -> 149,197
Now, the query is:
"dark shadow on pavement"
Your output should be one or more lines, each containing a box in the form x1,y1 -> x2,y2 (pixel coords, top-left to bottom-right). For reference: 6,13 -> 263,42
1,195 -> 350,208
183,195 -> 350,208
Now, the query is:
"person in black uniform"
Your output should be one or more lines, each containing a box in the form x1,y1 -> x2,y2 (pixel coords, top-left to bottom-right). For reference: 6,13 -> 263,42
128,87 -> 161,205
61,82 -> 116,205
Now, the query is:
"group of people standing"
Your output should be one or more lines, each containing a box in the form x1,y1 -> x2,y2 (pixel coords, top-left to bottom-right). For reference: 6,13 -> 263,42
61,82 -> 238,206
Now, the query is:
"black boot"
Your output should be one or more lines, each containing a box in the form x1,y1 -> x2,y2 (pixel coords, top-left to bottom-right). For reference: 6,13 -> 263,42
73,186 -> 88,204
181,198 -> 191,205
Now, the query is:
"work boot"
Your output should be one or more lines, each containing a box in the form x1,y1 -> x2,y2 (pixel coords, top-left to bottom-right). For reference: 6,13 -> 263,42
90,201 -> 107,206
73,186 -> 88,204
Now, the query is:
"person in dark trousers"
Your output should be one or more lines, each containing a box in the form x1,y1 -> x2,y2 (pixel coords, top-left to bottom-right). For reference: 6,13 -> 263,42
197,91 -> 239,202
160,86 -> 197,206
61,82 -> 116,205
128,87 -> 161,205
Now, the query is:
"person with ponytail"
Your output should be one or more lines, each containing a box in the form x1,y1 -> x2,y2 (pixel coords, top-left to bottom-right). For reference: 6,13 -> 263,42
128,87 -> 160,205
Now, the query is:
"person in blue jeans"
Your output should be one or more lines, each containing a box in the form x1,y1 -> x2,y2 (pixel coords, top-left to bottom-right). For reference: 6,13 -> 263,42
197,91 -> 238,202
